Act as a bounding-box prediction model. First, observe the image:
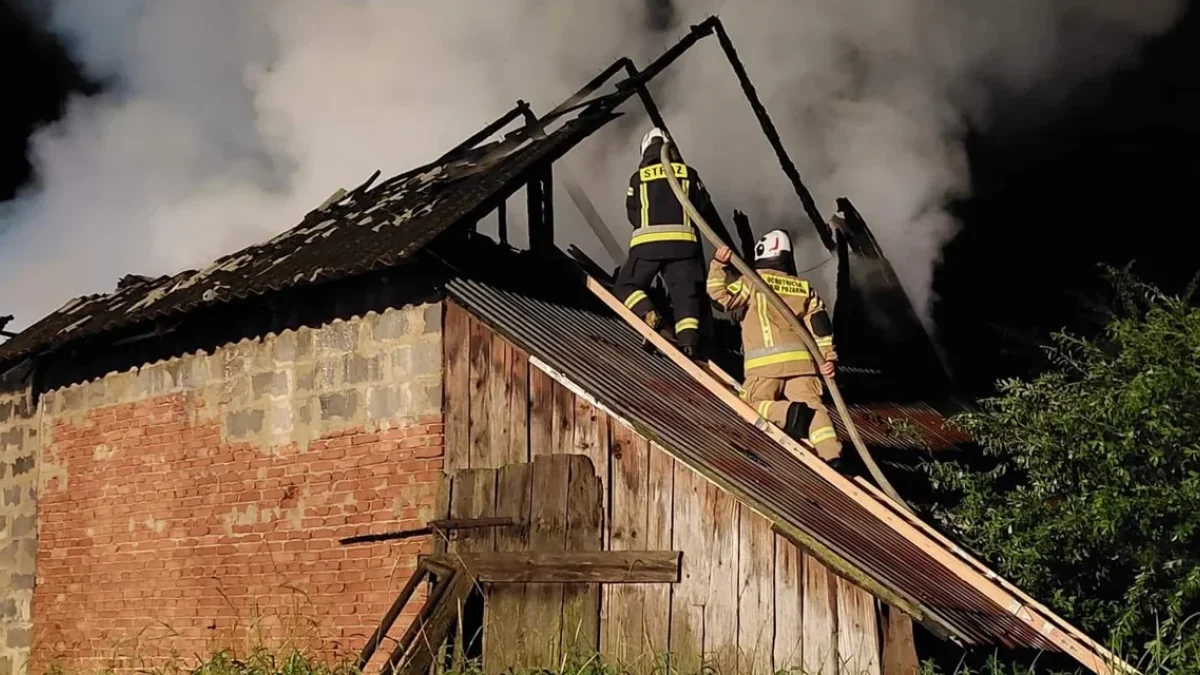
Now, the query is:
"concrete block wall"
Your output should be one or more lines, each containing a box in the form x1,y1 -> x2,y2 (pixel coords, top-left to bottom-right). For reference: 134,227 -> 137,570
25,303 -> 444,674
0,386 -> 39,675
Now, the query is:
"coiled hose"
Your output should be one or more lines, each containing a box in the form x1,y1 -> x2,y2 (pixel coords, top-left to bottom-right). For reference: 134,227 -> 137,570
658,140 -> 912,512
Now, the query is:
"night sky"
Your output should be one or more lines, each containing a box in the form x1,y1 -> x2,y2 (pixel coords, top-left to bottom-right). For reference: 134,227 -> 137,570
2,3 -> 1197,395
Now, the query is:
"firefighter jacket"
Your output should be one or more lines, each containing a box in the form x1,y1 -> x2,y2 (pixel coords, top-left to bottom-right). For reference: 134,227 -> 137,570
625,144 -> 712,258
706,260 -> 837,379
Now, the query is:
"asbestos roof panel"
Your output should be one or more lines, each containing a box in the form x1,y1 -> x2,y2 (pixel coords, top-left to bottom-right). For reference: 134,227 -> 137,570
0,110 -> 617,369
443,271 -> 1070,653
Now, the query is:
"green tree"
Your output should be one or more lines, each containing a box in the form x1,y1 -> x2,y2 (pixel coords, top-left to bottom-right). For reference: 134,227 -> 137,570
923,267 -> 1200,668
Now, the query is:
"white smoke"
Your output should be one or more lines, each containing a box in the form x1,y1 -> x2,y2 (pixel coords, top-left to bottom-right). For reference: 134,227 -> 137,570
0,0 -> 1186,332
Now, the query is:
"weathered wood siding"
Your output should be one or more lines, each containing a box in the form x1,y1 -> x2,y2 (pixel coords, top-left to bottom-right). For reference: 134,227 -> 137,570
443,302 -> 901,675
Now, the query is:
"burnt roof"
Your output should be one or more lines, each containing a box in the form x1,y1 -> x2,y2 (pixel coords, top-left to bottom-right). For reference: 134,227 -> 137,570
0,100 -> 621,371
440,256 -> 1120,670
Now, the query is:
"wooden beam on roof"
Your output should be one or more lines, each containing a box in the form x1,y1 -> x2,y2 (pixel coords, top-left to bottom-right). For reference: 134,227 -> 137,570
421,551 -> 681,584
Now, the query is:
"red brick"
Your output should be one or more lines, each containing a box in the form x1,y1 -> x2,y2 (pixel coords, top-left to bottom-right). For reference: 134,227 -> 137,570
31,391 -> 445,673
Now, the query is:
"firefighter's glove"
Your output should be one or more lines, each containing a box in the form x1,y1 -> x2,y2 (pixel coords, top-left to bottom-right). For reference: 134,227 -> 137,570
714,246 -> 733,265
819,359 -> 836,379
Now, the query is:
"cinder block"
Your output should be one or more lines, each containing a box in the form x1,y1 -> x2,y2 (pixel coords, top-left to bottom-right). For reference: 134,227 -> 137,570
225,409 -> 265,437
8,574 -> 33,590
3,485 -> 19,507
371,310 -> 409,341
10,517 -> 33,538
11,457 -> 33,477
343,354 -> 381,385
274,332 -> 299,363
316,322 -> 358,353
0,401 -> 11,424
252,371 -> 291,398
422,304 -> 442,335
319,391 -> 359,421
367,385 -> 411,421
6,627 -> 30,649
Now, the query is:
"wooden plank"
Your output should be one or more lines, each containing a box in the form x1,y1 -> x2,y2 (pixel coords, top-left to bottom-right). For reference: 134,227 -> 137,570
561,454 -> 604,658
394,572 -> 477,675
837,576 -> 881,675
508,343 -> 530,464
432,476 -> 453,555
486,334 -> 511,469
803,555 -> 838,675
669,462 -> 709,674
774,537 -> 805,671
467,318 -> 493,469
603,425 -> 648,668
483,464 -> 533,672
521,454 -> 571,666
529,366 -> 554,458
448,468 -> 498,554
882,606 -> 919,675
551,380 -> 574,455
572,396 -> 609,518
339,517 -> 515,545
357,561 -> 430,672
427,551 -> 680,583
704,481 -> 740,675
444,303 -> 470,472
644,443 -> 674,660
738,507 -> 775,675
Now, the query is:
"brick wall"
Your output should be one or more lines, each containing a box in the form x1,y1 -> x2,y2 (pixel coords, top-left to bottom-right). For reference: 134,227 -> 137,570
1,384 -> 39,675
26,303 -> 444,674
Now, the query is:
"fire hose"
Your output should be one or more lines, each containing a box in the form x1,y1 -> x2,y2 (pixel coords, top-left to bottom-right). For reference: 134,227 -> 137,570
658,140 -> 911,511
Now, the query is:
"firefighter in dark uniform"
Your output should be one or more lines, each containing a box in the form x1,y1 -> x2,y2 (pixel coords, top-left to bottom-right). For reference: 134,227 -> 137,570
614,128 -> 712,357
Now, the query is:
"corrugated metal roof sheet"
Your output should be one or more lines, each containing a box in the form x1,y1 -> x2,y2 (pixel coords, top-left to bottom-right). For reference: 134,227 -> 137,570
443,271 -> 1088,656
0,105 -> 619,369
837,402 -> 971,451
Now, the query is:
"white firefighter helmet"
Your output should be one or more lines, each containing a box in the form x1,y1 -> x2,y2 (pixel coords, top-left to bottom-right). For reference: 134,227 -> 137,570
754,229 -> 793,261
640,127 -> 668,156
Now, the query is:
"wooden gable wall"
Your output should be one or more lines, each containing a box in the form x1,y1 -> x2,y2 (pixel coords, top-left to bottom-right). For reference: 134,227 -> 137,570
442,301 -> 912,675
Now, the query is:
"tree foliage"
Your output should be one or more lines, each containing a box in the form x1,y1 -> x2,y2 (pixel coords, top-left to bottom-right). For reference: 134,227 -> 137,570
923,266 -> 1200,666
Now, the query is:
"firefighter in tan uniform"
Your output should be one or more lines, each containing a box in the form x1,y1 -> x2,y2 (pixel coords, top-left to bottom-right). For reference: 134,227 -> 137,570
707,230 -> 844,464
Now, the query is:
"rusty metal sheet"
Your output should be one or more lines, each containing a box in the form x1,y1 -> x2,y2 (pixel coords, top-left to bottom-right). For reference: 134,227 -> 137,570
445,274 -> 1061,652
837,402 -> 972,451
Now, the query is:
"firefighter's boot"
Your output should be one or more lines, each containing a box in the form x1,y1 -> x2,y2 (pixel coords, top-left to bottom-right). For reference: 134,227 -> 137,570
640,311 -> 668,354
783,403 -> 815,446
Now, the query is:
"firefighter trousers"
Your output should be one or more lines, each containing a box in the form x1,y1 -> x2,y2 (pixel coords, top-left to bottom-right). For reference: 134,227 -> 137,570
743,374 -> 842,461
614,250 -> 704,348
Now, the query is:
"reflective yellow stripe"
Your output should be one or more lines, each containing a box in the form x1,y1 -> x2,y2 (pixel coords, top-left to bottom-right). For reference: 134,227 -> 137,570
675,318 -> 699,333
810,426 -> 838,444
627,186 -> 634,196
756,294 -> 773,347
624,290 -> 648,309
639,163 -> 689,181
745,350 -> 811,370
706,279 -> 727,289
631,231 -> 698,246
815,336 -> 834,348
639,183 -> 649,228
756,401 -> 773,418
